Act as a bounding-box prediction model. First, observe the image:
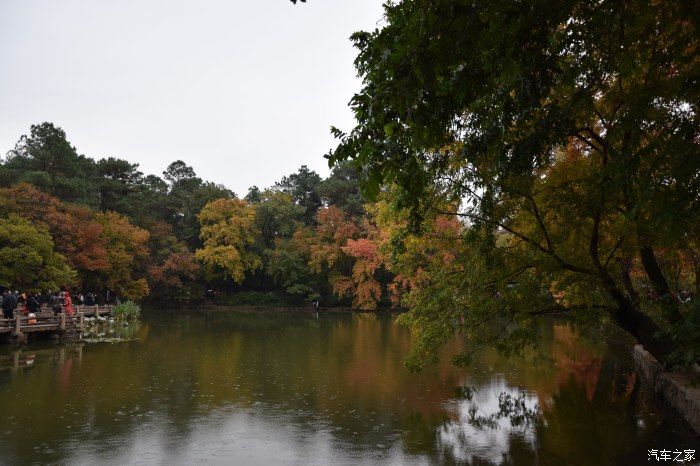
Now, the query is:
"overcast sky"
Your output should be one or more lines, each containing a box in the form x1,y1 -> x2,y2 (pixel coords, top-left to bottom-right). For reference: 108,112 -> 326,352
0,0 -> 385,196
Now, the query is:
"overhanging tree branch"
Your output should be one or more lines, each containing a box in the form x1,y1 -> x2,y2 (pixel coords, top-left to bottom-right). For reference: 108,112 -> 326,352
436,208 -> 594,275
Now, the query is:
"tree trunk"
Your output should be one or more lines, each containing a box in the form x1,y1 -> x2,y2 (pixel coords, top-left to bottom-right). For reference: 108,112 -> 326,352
619,257 -> 640,308
591,218 -> 676,363
692,252 -> 700,295
606,284 -> 675,365
640,245 -> 672,296
639,245 -> 683,324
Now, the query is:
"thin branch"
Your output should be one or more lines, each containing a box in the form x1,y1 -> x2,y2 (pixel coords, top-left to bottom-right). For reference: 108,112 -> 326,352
528,196 -> 554,253
477,264 -> 535,288
581,127 -> 608,150
527,304 -> 611,316
574,132 -> 602,152
589,209 -> 603,270
604,237 -> 625,267
436,209 -> 594,275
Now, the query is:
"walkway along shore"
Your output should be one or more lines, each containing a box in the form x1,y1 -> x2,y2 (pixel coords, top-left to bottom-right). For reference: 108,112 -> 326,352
0,306 -> 113,343
634,345 -> 700,435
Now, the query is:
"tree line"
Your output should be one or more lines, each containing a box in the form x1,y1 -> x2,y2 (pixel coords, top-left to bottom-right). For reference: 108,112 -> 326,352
0,122 -> 412,309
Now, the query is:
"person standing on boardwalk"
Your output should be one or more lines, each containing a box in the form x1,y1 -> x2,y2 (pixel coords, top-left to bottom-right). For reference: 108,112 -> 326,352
2,289 -> 17,318
63,291 -> 74,317
27,293 -> 41,315
51,291 -> 63,316
41,290 -> 52,310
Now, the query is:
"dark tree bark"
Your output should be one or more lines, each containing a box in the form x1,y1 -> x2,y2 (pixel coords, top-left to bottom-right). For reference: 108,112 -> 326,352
690,251 -> 700,295
640,245 -> 672,296
606,284 -> 675,365
639,245 -> 683,324
591,216 -> 676,363
619,257 -> 640,308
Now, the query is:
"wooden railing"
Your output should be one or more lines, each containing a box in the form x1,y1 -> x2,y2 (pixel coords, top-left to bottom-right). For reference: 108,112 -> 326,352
73,305 -> 113,317
0,305 -> 112,340
0,313 -> 82,335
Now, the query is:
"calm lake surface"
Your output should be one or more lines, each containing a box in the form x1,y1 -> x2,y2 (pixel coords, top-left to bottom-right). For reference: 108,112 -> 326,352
0,311 -> 696,465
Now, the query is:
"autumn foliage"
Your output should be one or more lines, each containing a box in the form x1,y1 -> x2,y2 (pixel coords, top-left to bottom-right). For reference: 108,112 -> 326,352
0,184 -> 108,273
195,198 -> 261,283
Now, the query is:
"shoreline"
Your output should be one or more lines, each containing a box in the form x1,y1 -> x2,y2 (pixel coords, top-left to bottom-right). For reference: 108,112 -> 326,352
633,345 -> 700,435
144,304 -> 407,314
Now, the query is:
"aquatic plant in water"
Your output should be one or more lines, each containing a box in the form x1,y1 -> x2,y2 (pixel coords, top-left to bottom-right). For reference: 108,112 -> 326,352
112,301 -> 141,320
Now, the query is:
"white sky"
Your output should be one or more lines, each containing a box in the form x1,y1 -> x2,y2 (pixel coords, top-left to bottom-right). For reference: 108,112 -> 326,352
0,0 -> 385,196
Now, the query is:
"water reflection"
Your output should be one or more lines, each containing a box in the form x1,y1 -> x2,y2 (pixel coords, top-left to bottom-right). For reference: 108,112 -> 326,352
0,312 -> 695,465
439,381 -> 539,464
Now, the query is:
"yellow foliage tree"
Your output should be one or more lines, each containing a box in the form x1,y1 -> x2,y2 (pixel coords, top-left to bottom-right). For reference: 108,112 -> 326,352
195,198 -> 261,283
0,214 -> 77,291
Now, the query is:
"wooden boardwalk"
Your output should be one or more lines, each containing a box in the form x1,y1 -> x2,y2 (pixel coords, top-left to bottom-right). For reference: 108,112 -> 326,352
0,305 -> 113,342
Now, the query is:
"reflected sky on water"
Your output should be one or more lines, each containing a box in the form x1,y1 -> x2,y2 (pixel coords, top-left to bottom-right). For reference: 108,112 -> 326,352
0,311 -> 696,465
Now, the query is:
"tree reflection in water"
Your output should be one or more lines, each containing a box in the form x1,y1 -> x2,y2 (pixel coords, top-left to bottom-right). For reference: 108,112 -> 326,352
0,314 -> 695,465
439,381 -> 540,464
434,329 -> 696,466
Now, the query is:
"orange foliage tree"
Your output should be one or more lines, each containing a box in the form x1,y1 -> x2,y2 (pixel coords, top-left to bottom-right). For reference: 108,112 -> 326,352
0,184 -> 109,275
338,236 -> 384,310
309,206 -> 399,309
308,206 -> 360,274
149,248 -> 201,302
94,211 -> 150,299
144,220 -> 202,301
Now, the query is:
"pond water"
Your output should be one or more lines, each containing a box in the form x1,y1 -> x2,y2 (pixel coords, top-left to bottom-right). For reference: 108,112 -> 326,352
0,311 -> 696,465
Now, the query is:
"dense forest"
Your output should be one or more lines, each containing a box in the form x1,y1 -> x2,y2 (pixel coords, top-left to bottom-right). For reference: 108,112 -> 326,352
0,122 -> 407,309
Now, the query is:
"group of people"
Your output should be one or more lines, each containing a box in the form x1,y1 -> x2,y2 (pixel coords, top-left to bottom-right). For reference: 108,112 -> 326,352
0,289 -> 99,319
